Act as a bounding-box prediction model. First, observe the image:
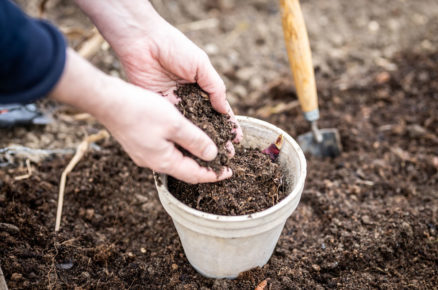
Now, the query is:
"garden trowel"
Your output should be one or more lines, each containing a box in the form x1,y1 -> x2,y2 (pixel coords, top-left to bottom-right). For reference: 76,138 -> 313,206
280,0 -> 342,157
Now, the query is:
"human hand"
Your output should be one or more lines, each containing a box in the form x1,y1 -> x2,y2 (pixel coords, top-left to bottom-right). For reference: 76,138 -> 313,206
74,0 -> 243,144
99,79 -> 233,183
51,49 -> 232,183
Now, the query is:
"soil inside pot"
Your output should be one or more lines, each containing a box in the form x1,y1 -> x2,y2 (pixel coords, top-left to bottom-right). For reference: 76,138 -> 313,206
168,146 -> 287,215
171,84 -> 287,215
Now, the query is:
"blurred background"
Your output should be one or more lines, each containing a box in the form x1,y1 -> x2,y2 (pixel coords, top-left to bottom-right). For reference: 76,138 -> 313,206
6,0 -> 438,148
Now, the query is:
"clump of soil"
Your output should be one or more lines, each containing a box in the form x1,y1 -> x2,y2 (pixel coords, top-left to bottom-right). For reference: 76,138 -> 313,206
168,146 -> 287,215
174,84 -> 235,173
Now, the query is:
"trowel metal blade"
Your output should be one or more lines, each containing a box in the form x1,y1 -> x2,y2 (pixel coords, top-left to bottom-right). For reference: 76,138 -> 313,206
298,128 -> 342,158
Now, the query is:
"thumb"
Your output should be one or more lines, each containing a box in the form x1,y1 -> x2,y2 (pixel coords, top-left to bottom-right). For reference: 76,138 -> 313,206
170,115 -> 218,161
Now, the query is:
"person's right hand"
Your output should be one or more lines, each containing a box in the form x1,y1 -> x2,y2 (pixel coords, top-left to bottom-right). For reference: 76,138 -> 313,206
100,79 -> 233,183
51,49 -> 232,184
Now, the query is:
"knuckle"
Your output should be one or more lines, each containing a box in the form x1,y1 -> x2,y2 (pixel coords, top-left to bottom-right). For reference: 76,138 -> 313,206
187,129 -> 205,148
169,116 -> 184,135
155,146 -> 179,173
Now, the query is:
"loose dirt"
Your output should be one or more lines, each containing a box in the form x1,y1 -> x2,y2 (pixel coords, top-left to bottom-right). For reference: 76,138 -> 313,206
169,146 -> 286,215
1,51 -> 437,289
1,0 -> 438,288
174,84 -> 235,174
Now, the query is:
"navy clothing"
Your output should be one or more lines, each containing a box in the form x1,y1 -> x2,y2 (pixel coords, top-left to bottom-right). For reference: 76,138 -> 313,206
0,0 -> 66,104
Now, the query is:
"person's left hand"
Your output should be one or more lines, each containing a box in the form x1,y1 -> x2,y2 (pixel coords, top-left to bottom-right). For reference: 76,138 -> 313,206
116,19 -> 243,145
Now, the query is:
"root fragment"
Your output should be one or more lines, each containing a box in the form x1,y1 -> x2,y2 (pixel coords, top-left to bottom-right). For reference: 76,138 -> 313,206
14,159 -> 33,181
55,130 -> 109,232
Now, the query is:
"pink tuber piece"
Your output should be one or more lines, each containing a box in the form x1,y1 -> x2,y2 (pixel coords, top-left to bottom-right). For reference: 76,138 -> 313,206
262,134 -> 284,161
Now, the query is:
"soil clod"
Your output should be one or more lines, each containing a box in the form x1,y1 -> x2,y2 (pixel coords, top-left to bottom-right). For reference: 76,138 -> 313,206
174,84 -> 235,174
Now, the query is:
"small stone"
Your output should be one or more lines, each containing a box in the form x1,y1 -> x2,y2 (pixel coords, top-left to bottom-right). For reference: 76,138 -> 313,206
361,215 -> 372,225
401,222 -> 413,237
57,261 -> 74,270
204,43 -> 219,55
312,264 -> 321,271
432,157 -> 438,169
85,208 -> 95,220
135,194 -> 149,203
11,273 -> 22,280
232,85 -> 248,98
101,41 -> 110,51
127,252 -> 134,257
407,124 -> 427,138
249,76 -> 264,90
368,21 -> 380,32
376,71 -> 390,84
236,67 -> 256,81
171,263 -> 178,270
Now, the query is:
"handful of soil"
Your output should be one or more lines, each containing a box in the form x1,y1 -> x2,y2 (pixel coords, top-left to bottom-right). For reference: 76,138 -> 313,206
170,84 -> 286,215
174,84 -> 235,174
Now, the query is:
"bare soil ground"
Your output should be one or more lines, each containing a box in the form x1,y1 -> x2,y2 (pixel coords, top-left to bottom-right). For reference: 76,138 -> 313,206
1,0 -> 437,288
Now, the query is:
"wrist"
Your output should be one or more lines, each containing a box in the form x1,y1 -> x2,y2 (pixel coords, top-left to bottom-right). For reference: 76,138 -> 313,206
50,49 -> 119,122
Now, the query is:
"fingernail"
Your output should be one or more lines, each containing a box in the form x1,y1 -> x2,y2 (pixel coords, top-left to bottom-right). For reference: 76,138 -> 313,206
225,101 -> 232,114
203,144 -> 218,160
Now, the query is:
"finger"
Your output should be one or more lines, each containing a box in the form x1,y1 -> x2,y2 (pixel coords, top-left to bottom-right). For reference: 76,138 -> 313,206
196,55 -> 228,114
225,141 -> 235,158
226,101 -> 243,143
171,116 -> 218,161
163,146 -> 233,184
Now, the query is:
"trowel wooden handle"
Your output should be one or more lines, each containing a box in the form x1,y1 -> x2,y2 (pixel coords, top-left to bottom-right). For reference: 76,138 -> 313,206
280,0 -> 319,121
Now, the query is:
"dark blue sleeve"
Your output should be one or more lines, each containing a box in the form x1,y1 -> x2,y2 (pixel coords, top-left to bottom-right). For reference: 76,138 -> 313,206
0,0 -> 66,104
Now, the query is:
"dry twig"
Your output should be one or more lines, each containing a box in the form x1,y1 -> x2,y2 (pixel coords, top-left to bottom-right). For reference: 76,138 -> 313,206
177,18 -> 219,32
77,28 -> 106,59
58,112 -> 94,123
256,100 -> 299,118
55,130 -> 109,232
14,159 -> 33,181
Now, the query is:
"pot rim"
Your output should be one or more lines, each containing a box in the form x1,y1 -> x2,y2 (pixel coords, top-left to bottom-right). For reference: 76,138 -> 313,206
155,116 -> 307,223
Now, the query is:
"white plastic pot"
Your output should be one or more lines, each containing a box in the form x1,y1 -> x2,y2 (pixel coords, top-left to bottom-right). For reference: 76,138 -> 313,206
154,116 -> 306,279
